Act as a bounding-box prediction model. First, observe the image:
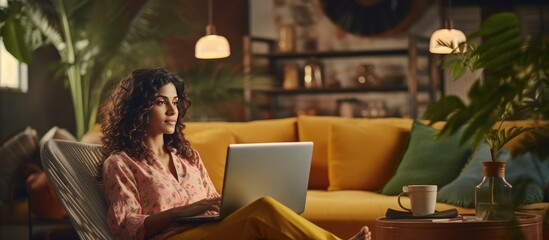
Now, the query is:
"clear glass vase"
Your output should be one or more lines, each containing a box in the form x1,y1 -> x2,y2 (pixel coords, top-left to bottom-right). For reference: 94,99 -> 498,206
475,161 -> 514,220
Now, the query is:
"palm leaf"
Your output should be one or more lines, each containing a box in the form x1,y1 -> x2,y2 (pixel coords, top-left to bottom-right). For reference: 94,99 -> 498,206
0,0 -> 195,137
23,6 -> 62,49
1,14 -> 31,62
181,62 -> 274,120
468,12 -> 519,39
485,126 -> 532,153
424,95 -> 465,124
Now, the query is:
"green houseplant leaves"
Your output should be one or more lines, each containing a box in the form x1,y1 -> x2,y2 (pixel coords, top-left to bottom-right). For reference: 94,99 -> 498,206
179,62 -> 274,121
0,0 -> 192,138
424,12 -> 549,159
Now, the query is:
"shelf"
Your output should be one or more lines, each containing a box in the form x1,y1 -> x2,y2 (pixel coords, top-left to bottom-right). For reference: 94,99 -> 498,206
257,86 -> 409,95
253,49 -> 409,60
243,34 -> 441,120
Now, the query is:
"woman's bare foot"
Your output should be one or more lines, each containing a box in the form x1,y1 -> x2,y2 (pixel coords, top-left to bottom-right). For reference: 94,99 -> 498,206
348,226 -> 371,240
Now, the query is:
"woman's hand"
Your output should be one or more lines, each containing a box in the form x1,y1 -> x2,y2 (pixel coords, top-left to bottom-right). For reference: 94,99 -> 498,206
172,196 -> 221,217
144,196 -> 221,238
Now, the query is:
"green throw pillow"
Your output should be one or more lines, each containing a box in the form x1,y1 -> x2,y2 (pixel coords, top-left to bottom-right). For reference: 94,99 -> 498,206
505,152 -> 547,205
380,120 -> 472,195
438,142 -> 547,207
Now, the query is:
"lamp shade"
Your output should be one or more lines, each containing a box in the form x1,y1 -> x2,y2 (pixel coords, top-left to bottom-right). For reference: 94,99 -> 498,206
195,34 -> 230,59
429,28 -> 466,54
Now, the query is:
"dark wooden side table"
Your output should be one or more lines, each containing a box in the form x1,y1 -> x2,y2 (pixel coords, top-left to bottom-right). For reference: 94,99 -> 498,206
375,213 -> 542,240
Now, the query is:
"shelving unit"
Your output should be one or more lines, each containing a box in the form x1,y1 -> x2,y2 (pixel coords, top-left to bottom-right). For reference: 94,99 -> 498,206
242,35 -> 441,120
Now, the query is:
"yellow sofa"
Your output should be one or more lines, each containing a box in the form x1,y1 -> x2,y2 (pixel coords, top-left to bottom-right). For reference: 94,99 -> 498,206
80,116 -> 548,239
179,116 -> 549,239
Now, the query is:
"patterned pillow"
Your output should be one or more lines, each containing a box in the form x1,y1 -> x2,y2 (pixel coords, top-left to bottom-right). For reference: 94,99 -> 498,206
39,126 -> 78,146
0,127 -> 39,203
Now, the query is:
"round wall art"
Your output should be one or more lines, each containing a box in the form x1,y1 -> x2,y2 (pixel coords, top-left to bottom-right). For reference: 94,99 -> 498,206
320,0 -> 425,37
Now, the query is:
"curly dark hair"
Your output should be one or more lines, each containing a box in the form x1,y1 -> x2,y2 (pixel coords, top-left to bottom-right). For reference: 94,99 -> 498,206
100,68 -> 197,162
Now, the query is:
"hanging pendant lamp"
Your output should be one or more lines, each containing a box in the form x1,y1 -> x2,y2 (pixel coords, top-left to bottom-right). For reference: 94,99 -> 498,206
195,0 -> 230,59
429,0 -> 466,54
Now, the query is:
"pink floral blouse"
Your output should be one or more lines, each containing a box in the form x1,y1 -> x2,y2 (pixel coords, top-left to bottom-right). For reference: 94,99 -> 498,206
102,150 -> 220,240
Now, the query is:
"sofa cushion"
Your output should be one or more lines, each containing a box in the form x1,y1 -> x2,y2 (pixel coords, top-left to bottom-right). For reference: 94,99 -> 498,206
187,128 -> 236,193
498,120 -> 547,154
80,124 -> 102,144
297,116 -> 362,189
301,190 -> 474,239
186,117 -> 297,143
27,171 -> 67,219
327,121 -> 409,191
380,121 -> 472,195
0,127 -> 39,203
437,142 -> 547,208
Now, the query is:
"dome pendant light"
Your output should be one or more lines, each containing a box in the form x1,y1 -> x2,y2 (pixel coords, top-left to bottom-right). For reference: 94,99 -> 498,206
195,0 -> 230,59
429,0 -> 466,54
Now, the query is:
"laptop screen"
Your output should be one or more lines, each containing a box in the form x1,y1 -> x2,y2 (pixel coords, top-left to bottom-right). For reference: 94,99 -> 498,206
218,141 -> 314,218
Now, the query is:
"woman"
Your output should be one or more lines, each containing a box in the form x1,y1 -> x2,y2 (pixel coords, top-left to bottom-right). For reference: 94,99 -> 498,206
100,68 -> 370,240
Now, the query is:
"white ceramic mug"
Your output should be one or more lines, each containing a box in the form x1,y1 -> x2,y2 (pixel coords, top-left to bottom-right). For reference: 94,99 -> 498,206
397,185 -> 438,216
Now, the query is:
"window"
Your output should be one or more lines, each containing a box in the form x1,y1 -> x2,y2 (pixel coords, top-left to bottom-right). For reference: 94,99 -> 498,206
0,0 -> 27,93
0,42 -> 28,93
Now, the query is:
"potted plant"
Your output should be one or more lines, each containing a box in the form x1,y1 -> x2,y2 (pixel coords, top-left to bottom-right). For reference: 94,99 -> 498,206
424,12 -> 549,220
179,61 -> 273,121
0,0 -> 192,138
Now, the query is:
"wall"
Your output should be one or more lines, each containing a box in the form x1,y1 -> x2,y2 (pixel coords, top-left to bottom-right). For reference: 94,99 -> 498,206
0,47 -> 74,140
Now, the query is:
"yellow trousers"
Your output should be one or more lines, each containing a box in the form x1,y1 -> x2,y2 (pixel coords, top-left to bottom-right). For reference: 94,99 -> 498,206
168,196 -> 342,240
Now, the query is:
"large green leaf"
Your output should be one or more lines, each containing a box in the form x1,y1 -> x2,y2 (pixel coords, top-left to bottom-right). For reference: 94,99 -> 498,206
474,26 -> 519,53
424,96 -> 465,123
468,13 -> 519,39
1,17 -> 31,62
0,1 -> 32,62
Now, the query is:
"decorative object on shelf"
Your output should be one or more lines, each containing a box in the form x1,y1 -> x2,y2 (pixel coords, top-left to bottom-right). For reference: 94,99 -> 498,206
475,161 -> 513,220
359,100 -> 387,118
336,98 -> 360,117
295,108 -> 317,116
195,0 -> 230,59
326,78 -> 341,89
242,34 -> 436,120
320,0 -> 423,36
290,0 -> 319,51
282,63 -> 300,89
302,27 -> 319,51
429,0 -> 466,54
277,24 -> 296,53
355,64 -> 380,87
383,64 -> 406,87
303,58 -> 324,89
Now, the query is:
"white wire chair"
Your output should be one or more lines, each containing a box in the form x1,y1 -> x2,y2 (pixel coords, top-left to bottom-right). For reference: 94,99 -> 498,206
40,139 -> 112,240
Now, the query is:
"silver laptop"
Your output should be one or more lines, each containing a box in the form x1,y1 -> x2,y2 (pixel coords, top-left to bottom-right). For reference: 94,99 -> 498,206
174,141 -> 313,223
